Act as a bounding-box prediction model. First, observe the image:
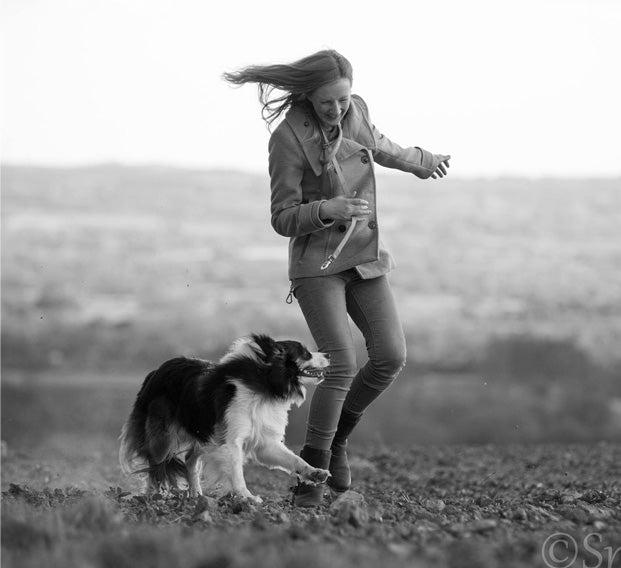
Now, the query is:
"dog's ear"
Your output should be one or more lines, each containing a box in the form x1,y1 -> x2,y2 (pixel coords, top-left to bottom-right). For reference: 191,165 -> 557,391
250,334 -> 281,363
264,351 -> 297,398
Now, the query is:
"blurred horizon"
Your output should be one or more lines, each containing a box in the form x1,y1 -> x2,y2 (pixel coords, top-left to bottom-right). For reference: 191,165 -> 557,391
3,161 -> 621,180
2,164 -> 621,445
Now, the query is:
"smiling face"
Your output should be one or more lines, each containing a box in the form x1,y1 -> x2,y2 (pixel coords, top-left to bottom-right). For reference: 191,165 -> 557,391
307,77 -> 352,130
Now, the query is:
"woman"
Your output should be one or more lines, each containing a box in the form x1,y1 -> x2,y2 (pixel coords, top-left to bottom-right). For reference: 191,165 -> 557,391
223,50 -> 450,506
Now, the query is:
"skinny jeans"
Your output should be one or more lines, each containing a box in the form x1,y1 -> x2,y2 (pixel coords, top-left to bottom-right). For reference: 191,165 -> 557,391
292,269 -> 407,451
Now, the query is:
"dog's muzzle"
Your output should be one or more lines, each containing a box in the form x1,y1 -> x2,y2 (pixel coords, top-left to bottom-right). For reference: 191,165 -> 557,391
300,368 -> 326,380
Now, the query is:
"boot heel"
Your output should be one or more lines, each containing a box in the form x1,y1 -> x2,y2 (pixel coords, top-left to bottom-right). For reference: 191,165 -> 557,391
292,446 -> 331,507
327,450 -> 351,492
328,409 -> 362,492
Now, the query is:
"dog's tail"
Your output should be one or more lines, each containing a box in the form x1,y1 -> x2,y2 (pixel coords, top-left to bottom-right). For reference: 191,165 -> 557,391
119,417 -> 138,475
119,370 -> 157,474
120,415 -> 188,490
119,415 -> 143,475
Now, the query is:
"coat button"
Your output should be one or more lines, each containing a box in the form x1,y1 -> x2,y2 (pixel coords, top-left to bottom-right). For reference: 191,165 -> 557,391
361,155 -> 369,164
368,220 -> 377,230
338,224 -> 347,233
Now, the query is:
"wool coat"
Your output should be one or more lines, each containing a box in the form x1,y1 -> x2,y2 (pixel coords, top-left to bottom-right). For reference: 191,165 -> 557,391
268,95 -> 440,279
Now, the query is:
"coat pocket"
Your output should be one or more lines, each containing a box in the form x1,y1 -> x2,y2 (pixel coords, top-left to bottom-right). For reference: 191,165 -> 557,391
295,233 -> 312,264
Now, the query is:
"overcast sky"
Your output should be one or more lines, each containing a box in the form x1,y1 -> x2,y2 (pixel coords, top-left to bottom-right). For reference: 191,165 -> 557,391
3,0 -> 620,177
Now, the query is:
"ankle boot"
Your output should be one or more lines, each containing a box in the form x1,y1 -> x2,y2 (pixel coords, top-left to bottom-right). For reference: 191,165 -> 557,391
292,446 -> 331,507
328,410 -> 362,493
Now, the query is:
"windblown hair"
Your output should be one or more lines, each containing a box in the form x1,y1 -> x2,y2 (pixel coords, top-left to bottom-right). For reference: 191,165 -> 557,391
222,49 -> 353,127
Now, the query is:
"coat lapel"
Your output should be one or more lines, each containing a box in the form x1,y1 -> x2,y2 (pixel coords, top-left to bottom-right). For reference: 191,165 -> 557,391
285,97 -> 372,176
336,137 -> 367,162
285,105 -> 323,176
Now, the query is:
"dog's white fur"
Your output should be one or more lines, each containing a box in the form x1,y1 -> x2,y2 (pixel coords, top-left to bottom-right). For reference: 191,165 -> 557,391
195,381 -> 316,502
119,336 -> 330,503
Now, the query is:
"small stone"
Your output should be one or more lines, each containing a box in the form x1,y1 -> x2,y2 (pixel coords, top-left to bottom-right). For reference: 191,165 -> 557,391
330,491 -> 369,527
424,498 -> 446,512
196,510 -> 213,523
560,491 -> 582,504
451,518 -> 497,534
475,495 -> 492,507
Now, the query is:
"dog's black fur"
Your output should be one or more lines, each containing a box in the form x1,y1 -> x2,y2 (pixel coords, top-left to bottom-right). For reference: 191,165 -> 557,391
119,334 -> 330,501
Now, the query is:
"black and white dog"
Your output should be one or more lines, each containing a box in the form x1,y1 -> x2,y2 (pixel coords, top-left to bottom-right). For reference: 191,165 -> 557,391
119,334 -> 330,502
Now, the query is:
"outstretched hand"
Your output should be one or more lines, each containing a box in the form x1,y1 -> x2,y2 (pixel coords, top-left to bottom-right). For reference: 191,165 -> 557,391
431,154 -> 451,179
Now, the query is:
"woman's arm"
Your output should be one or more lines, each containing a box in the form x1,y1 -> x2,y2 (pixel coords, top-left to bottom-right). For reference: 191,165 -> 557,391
268,125 -> 334,237
353,95 -> 450,179
374,131 -> 450,179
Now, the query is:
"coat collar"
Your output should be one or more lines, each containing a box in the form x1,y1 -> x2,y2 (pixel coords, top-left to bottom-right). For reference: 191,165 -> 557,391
284,97 -> 370,177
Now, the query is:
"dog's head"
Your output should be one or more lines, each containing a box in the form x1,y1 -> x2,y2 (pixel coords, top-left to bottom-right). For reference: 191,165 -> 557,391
271,338 -> 330,386
220,334 -> 330,403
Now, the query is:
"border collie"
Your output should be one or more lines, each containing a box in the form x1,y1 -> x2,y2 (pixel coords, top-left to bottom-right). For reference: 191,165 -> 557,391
119,334 -> 330,503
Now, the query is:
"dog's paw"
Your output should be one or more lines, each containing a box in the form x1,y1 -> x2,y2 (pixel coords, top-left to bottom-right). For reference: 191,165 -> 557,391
236,490 -> 263,504
300,467 -> 330,485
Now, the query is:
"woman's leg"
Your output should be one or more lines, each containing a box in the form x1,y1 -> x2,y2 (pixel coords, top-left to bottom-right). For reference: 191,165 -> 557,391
343,273 -> 407,415
323,272 -> 407,493
292,271 -> 359,451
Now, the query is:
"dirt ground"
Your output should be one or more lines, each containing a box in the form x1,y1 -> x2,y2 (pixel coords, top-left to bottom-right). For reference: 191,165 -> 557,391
2,440 -> 620,568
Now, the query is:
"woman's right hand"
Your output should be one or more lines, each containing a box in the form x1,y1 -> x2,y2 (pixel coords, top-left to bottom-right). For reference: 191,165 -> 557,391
319,196 -> 371,222
431,154 -> 451,179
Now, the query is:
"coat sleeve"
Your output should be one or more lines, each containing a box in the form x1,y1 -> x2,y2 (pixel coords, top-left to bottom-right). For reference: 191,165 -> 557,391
268,125 -> 334,237
353,95 -> 440,179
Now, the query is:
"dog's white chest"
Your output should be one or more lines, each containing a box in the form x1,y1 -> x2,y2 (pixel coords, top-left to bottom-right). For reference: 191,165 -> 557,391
225,382 -> 292,451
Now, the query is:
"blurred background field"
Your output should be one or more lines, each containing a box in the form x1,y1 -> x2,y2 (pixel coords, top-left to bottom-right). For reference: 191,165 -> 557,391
2,165 -> 621,454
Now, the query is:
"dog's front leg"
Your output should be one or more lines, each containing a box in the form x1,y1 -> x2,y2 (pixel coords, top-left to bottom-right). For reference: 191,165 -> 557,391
256,440 -> 330,484
226,441 -> 263,504
186,447 -> 204,497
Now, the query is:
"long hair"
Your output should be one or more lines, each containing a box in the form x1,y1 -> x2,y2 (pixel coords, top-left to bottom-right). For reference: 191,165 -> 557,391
222,50 -> 353,128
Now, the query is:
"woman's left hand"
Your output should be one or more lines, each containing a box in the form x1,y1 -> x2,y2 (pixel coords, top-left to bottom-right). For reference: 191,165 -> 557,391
431,154 -> 451,179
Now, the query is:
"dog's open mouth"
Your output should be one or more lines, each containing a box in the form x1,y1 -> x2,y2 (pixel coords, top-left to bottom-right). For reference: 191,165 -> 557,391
300,368 -> 326,380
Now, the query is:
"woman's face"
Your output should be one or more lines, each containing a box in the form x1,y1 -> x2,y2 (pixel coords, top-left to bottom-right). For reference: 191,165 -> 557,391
307,77 -> 352,130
